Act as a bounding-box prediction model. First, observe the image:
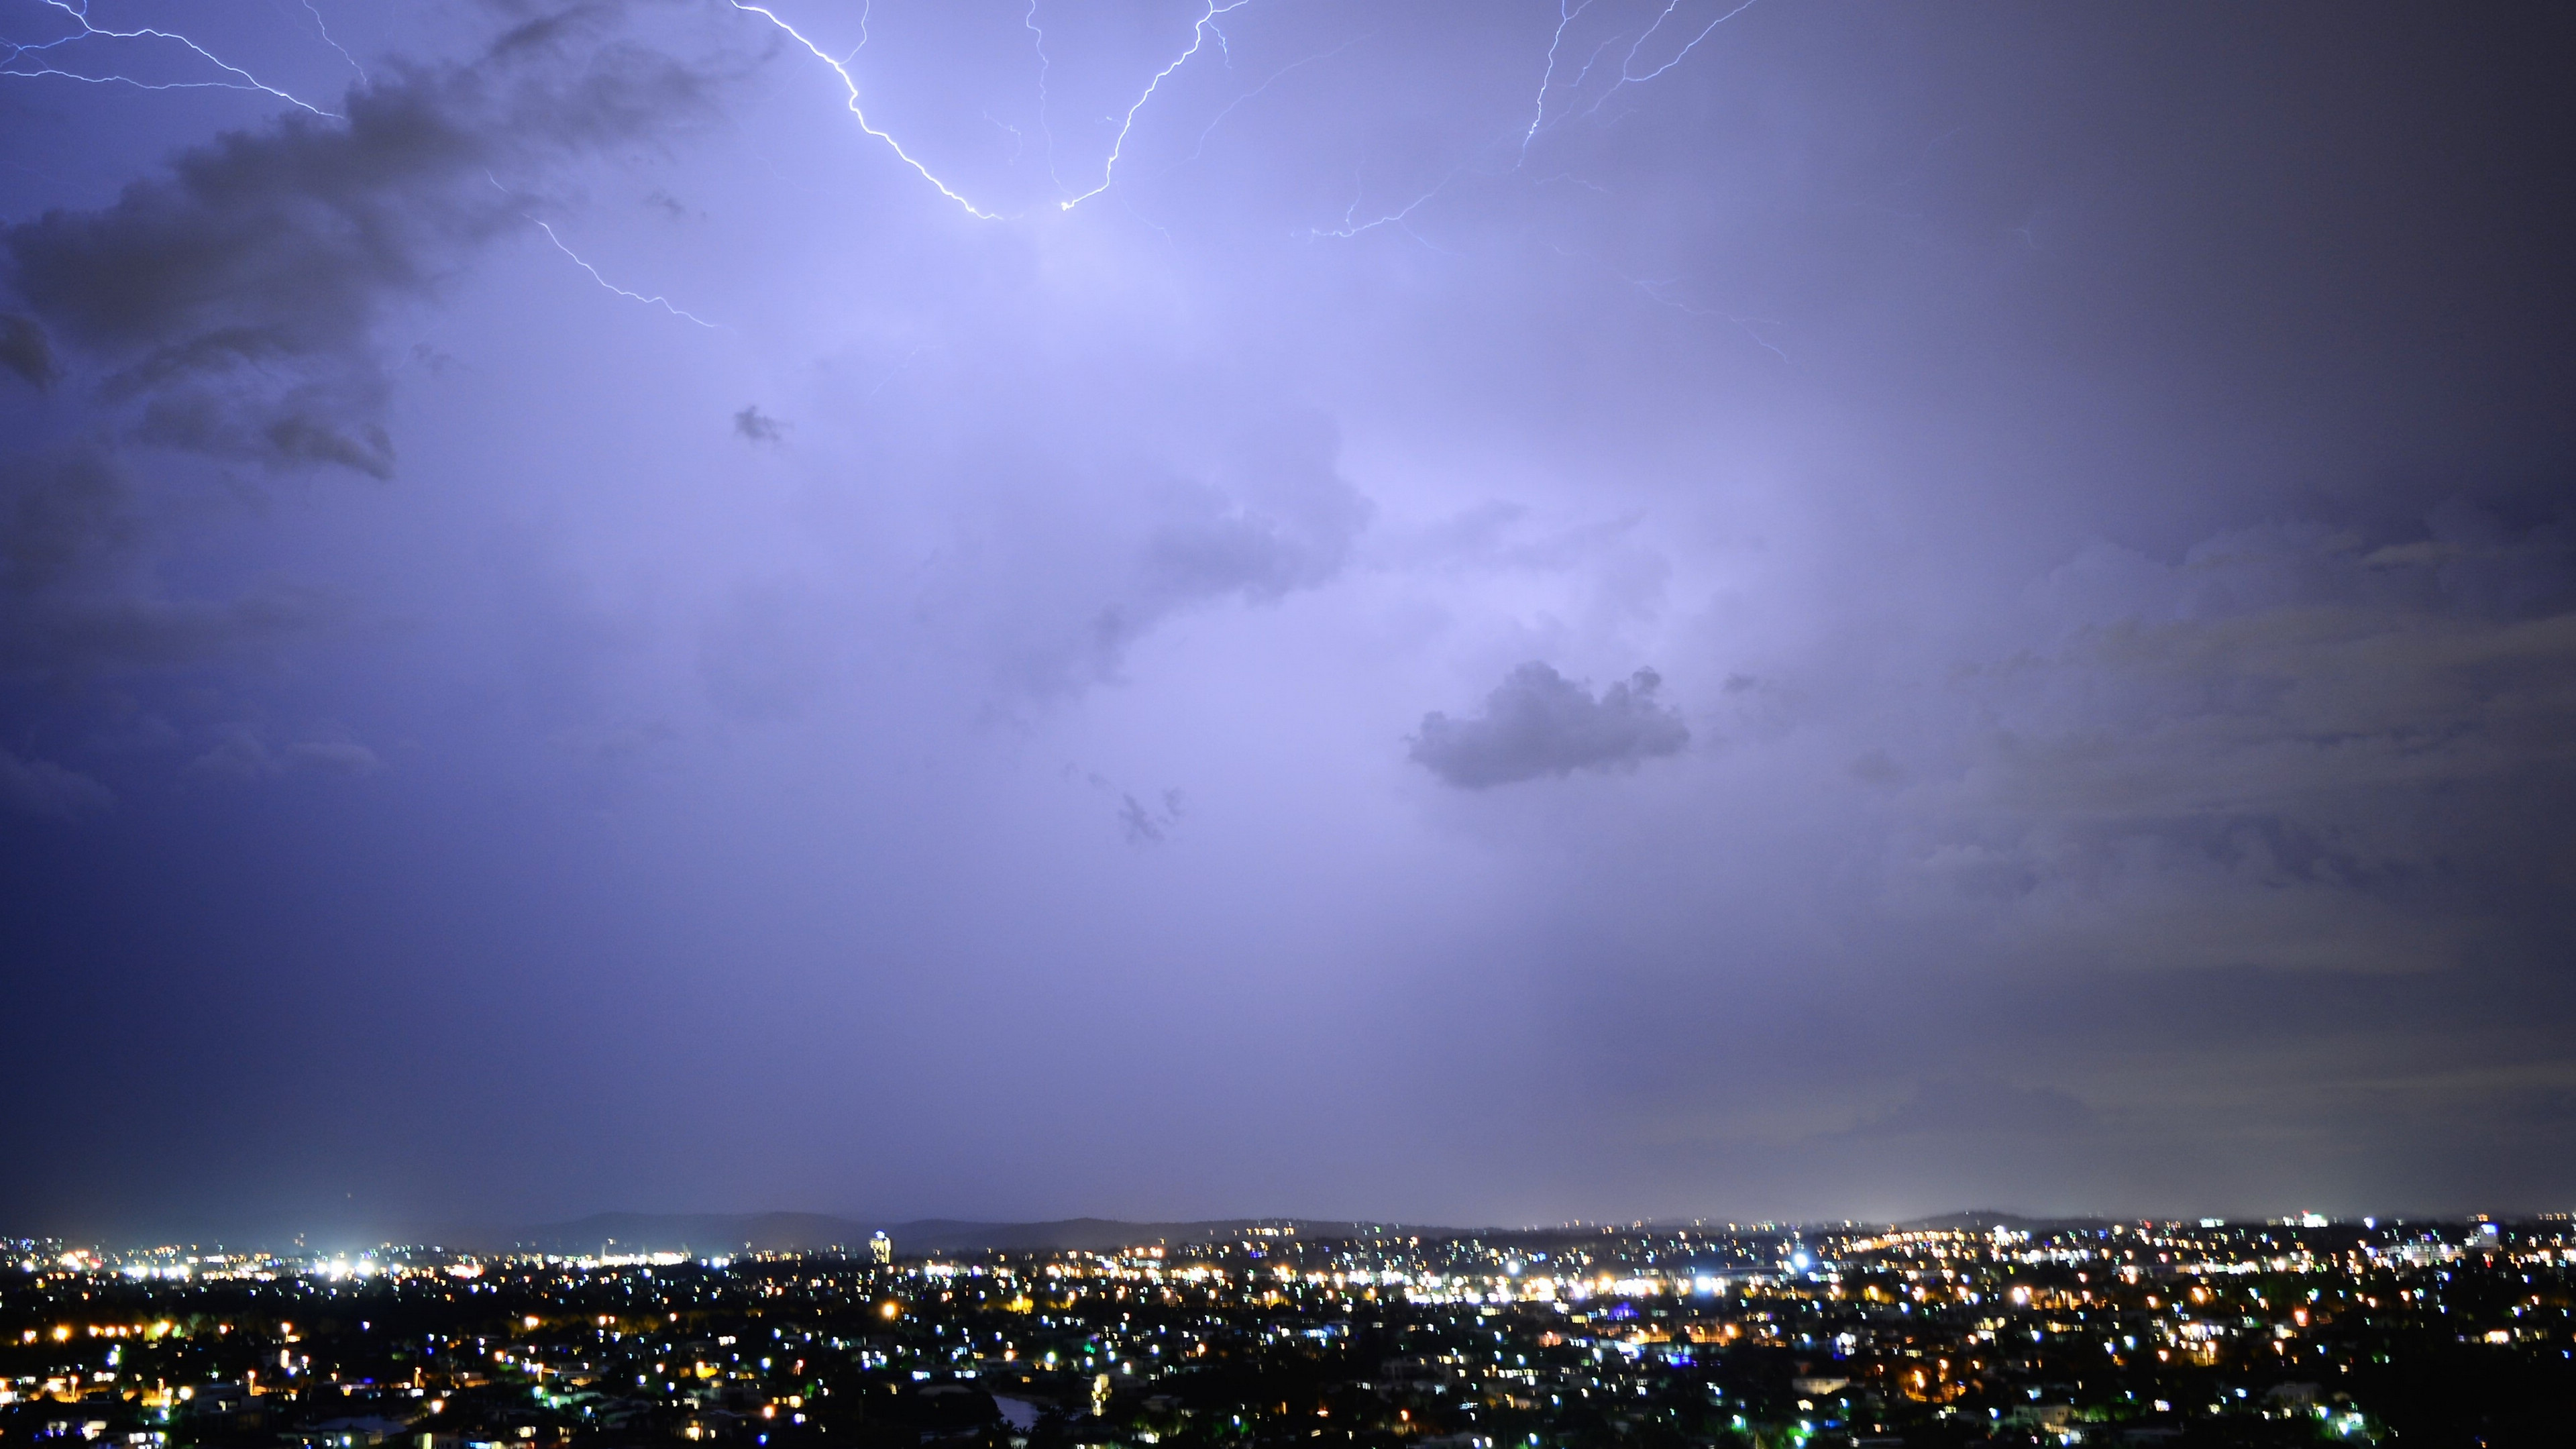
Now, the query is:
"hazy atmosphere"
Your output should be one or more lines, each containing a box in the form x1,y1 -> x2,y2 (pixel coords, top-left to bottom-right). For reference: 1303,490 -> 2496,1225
3,0 -> 2571,1243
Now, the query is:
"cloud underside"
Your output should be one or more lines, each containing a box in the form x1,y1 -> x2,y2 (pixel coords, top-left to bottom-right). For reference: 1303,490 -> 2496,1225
0,21 -> 702,677
1411,662 -> 1688,788
1815,520 -> 2576,980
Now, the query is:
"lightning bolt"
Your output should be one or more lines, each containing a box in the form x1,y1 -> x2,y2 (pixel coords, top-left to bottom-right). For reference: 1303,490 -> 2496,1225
1,0 -> 335,117
1023,0 -> 1063,193
531,219 -> 721,329
1055,0 -> 1248,212
13,0 -> 1785,327
1550,241 -> 1786,359
865,343 -> 924,400
1618,0 -> 1762,85
1514,0 -> 1766,154
845,0 -> 871,62
1303,166 -> 1462,250
723,0 -> 1009,220
733,0 -> 1254,216
1521,0 -> 1595,162
1177,30 -> 1369,168
983,109 -> 1025,164
1574,0 -> 1762,122
1300,0 -> 1764,247
1631,275 -> 1786,359
1564,32 -> 1623,93
299,0 -> 366,86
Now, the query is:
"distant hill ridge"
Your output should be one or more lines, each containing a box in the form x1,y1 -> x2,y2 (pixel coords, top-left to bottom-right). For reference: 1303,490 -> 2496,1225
1892,1210 -> 2123,1233
482,1213 -> 1426,1256
478,1211 -> 2154,1255
85,1211 -> 2188,1254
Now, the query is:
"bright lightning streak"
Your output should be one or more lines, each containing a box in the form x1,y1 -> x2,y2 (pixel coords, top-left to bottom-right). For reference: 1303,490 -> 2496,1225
1633,276 -> 1786,358
1572,0 -> 1764,123
865,344 -> 923,400
724,0 -> 1008,220
531,221 -> 720,329
1556,242 -> 1786,359
1,0 -> 335,116
1303,166 -> 1460,249
1616,0 -> 1686,78
1520,0 -> 1594,161
983,109 -> 1025,164
1023,0 -> 1063,193
1055,0 -> 1248,213
1177,30 -> 1368,166
1619,0 -> 1760,84
300,0 -> 366,85
1517,0 -> 1766,150
844,0 -> 870,62
1564,32 -> 1621,92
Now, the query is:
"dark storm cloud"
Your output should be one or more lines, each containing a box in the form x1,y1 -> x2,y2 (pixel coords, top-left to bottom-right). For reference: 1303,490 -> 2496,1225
4,21 -> 704,480
0,6 -> 713,853
0,447 -> 133,601
1409,663 -> 1687,788
0,313 -> 57,390
0,445 -> 335,680
7,85 -> 471,476
0,9 -> 706,696
1887,511 -> 2576,973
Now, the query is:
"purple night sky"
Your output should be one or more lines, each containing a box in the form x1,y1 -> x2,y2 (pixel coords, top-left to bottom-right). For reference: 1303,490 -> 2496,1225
2,0 -> 2571,1241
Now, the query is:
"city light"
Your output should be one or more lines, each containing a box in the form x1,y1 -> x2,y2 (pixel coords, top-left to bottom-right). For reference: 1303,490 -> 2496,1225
0,1216 -> 2559,1444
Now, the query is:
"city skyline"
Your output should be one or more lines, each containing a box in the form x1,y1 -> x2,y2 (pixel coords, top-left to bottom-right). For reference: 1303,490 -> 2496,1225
5,1216 -> 2569,1444
15,1210 -> 2575,1267
10,1209 -> 2567,1263
3,0 -> 2573,1239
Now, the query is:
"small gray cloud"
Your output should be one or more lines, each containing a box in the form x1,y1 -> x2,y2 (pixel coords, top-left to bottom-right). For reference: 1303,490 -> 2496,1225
1087,470 -> 1367,672
188,731 -> 281,781
934,410 -> 1373,701
186,731 -> 380,781
0,746 -> 113,818
1102,416 -> 1373,678
733,404 -> 784,442
286,739 -> 384,777
1070,765 -> 1187,845
1118,788 -> 1185,846
1409,663 -> 1688,788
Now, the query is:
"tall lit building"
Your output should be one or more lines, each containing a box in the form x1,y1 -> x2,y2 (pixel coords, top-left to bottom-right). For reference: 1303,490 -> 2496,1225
869,1232 -> 892,1266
